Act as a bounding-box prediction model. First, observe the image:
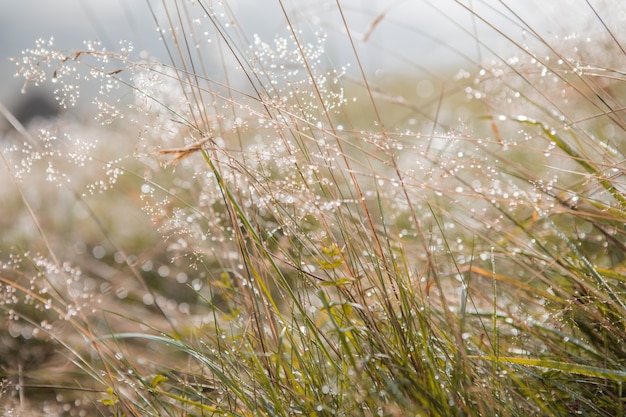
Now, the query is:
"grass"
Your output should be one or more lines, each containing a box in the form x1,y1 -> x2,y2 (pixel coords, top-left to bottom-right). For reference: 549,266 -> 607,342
1,1 -> 625,416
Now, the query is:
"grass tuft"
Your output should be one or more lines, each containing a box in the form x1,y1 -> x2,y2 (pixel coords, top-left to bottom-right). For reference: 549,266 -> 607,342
1,1 -> 625,416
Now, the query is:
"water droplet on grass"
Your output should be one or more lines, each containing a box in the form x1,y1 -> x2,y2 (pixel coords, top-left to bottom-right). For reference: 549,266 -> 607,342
142,294 -> 154,305
92,246 -> 106,259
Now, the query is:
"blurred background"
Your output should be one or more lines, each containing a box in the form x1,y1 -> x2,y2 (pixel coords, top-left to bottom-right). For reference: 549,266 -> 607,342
0,1 -> 622,123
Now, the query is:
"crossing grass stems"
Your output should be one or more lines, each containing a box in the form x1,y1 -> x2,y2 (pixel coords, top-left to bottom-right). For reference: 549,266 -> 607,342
1,1 -> 625,415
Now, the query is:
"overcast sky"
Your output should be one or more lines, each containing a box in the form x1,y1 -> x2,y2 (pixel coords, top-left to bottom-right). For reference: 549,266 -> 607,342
1,1 -> 619,109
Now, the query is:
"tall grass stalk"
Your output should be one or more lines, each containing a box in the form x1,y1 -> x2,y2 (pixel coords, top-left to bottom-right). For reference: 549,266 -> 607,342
1,1 -> 625,416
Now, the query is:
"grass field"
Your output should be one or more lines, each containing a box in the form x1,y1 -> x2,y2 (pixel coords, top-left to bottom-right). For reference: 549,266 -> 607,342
1,1 -> 625,416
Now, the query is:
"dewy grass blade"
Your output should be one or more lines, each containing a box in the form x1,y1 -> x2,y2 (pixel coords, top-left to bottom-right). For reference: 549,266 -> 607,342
513,115 -> 626,208
478,356 -> 626,382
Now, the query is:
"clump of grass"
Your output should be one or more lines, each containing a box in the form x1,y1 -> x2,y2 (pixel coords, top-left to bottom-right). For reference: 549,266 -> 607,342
1,1 -> 625,416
